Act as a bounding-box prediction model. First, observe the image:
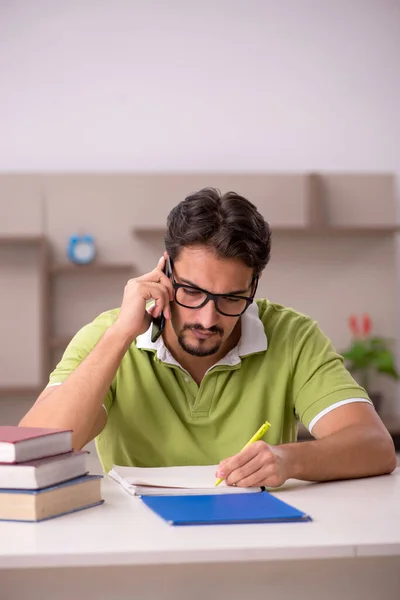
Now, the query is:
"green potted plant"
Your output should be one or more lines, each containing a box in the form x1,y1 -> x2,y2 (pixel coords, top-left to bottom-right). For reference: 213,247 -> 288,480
341,314 -> 399,413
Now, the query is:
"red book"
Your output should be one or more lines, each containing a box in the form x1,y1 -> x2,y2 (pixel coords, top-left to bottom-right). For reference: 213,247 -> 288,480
0,426 -> 72,464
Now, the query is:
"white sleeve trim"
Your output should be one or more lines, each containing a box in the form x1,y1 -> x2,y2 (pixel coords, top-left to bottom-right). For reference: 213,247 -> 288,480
102,403 -> 108,415
308,398 -> 373,434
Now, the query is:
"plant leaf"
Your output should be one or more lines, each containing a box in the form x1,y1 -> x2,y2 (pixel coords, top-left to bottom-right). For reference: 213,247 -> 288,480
341,341 -> 372,369
375,350 -> 400,379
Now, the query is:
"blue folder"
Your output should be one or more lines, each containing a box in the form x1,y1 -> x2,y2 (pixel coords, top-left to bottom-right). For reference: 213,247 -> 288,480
141,491 -> 311,526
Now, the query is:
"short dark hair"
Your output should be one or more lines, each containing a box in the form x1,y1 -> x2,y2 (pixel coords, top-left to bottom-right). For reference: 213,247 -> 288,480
165,187 -> 271,275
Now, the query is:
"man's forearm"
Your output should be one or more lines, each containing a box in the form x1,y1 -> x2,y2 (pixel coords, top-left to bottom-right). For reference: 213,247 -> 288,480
279,424 -> 397,482
19,324 -> 131,449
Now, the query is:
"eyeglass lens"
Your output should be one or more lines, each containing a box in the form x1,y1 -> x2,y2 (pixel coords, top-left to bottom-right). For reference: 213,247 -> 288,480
175,286 -> 248,315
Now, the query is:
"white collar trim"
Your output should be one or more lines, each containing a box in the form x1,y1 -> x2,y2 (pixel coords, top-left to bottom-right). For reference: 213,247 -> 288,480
135,302 -> 268,369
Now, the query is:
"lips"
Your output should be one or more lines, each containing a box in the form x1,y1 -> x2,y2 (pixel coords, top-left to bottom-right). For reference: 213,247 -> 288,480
191,329 -> 215,340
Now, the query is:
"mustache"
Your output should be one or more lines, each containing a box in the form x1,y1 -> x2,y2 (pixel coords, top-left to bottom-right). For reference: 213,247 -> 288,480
183,323 -> 223,335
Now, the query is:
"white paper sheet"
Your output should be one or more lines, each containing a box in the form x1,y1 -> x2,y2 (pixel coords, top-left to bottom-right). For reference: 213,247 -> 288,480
108,464 -> 262,496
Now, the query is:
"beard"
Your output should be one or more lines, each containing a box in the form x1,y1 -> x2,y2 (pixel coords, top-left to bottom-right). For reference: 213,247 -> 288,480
174,322 -> 224,357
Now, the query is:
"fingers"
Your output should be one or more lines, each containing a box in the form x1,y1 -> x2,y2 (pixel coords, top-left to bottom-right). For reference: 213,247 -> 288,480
146,304 -> 157,316
217,442 -> 261,479
136,256 -> 165,284
133,255 -> 174,320
157,255 -> 174,293
154,255 -> 174,302
226,448 -> 267,486
216,442 -> 283,488
117,254 -> 175,341
158,273 -> 174,302
144,281 -> 172,319
136,256 -> 174,301
225,454 -> 265,486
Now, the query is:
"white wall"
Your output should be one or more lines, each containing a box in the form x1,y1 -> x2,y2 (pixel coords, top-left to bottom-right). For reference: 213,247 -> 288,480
0,0 -> 399,173
1,0 -> 400,418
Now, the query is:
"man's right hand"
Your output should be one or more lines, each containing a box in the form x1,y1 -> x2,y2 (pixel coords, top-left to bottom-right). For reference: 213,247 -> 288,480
19,255 -> 174,450
112,254 -> 174,344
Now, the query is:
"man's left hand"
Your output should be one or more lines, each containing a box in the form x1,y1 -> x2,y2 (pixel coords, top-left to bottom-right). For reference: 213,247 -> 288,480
216,441 -> 290,488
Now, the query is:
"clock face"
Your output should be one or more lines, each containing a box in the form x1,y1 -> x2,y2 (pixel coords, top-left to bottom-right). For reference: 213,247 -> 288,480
73,240 -> 96,263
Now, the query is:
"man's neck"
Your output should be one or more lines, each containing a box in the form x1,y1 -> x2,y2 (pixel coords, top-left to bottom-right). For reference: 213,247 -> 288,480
162,320 -> 242,385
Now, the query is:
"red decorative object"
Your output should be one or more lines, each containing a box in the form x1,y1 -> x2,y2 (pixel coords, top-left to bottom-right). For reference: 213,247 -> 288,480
342,313 -> 399,414
362,313 -> 372,337
348,315 -> 359,337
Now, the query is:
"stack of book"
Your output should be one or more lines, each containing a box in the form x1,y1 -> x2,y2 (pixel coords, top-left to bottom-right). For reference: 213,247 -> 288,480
0,426 -> 103,522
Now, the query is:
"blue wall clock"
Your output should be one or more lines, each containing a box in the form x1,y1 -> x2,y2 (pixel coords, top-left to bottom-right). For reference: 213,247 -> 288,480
67,234 -> 96,265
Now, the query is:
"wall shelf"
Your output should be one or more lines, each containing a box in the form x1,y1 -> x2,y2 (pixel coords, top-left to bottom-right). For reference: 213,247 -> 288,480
272,226 -> 400,235
0,234 -> 49,398
315,226 -> 400,235
131,172 -> 398,234
48,262 -> 135,367
0,386 -> 42,398
50,263 -> 134,275
1,172 -> 399,412
0,239 -> 134,395
133,226 -> 166,234
133,225 -> 400,236
0,234 -> 46,246
49,336 -> 73,350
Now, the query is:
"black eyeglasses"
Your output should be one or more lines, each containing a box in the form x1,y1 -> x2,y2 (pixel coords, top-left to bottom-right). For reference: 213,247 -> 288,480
168,259 -> 258,317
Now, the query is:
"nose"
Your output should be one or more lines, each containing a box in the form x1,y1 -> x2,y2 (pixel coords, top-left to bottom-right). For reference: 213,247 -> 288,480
195,298 -> 220,330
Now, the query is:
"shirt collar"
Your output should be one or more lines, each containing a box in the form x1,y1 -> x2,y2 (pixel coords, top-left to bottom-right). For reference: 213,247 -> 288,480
135,302 -> 268,367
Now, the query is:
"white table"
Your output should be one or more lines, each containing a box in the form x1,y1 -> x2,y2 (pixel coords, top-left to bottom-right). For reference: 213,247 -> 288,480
1,469 -> 400,600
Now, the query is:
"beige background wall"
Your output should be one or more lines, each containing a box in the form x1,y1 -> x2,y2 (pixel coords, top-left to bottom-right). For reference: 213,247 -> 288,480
1,1 -> 400,425
0,245 -> 42,386
0,172 -> 398,421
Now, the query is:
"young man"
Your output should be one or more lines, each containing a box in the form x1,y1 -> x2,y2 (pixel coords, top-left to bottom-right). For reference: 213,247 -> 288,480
20,188 -> 396,487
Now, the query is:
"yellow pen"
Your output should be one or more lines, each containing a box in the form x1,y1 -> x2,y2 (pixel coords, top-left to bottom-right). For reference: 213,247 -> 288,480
215,420 -> 272,487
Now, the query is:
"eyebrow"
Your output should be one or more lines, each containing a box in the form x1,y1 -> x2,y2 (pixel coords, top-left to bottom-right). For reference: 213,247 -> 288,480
178,277 -> 249,296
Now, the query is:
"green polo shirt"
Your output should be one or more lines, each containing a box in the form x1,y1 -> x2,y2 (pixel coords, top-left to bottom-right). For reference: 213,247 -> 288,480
48,300 -> 370,472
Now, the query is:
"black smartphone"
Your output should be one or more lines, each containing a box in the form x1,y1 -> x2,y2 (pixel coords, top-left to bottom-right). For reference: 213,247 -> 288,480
150,257 -> 172,343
